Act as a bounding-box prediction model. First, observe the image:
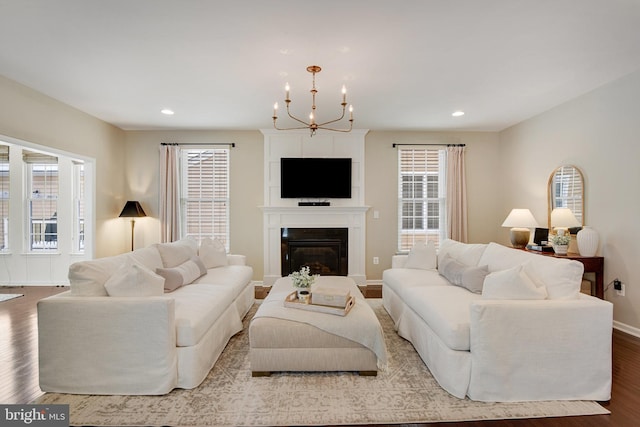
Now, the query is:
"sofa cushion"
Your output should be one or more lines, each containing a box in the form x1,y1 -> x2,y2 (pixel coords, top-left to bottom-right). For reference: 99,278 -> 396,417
104,260 -> 165,297
382,268 -> 451,300
168,285 -> 236,347
482,264 -> 548,300
404,285 -> 481,351
199,237 -> 228,269
155,238 -> 198,268
478,242 -> 583,299
192,265 -> 253,298
438,239 -> 488,267
68,253 -> 128,296
156,256 -> 207,292
404,241 -> 437,270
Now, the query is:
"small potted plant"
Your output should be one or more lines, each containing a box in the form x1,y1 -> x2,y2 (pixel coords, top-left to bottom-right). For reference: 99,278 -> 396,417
289,266 -> 318,301
551,233 -> 571,255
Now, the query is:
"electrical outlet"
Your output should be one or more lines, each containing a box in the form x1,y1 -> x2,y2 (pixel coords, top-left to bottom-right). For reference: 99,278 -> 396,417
373,257 -> 379,265
616,283 -> 626,297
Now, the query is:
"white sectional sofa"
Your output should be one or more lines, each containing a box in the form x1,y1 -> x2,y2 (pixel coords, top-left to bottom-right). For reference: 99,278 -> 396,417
383,239 -> 613,402
38,237 -> 254,395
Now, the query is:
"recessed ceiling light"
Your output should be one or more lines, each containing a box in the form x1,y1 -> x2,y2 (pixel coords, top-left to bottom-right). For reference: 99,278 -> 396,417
452,111 -> 465,117
161,109 -> 175,115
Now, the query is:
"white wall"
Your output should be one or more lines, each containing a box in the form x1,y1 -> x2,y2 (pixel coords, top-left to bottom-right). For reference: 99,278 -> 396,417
123,130 -> 265,279
499,69 -> 640,333
0,74 -> 127,261
124,129 -> 502,283
364,131 -> 502,279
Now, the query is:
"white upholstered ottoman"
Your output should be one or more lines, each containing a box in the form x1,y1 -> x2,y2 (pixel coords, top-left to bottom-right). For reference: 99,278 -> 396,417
249,276 -> 387,376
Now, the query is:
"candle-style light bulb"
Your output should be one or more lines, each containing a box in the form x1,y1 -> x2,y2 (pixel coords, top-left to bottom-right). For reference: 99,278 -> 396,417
342,85 -> 347,103
349,104 -> 353,120
273,102 -> 278,117
285,83 -> 290,101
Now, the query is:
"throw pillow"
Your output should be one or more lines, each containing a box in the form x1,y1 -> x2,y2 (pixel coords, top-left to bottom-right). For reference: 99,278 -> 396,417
104,260 -> 165,297
155,237 -> 198,268
199,237 -> 228,269
460,265 -> 490,294
438,254 -> 465,285
156,256 -> 207,292
438,255 -> 489,293
404,241 -> 437,270
482,264 -> 548,300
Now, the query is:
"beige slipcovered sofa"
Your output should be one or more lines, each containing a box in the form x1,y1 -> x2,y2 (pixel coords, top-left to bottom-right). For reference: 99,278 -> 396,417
38,238 -> 254,395
383,239 -> 613,402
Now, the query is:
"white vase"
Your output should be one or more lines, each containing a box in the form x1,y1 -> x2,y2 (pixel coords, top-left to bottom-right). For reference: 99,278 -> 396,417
553,244 -> 568,255
577,226 -> 599,257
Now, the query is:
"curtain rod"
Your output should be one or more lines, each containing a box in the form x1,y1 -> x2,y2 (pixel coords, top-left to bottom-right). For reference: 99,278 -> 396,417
392,143 -> 465,148
161,142 -> 235,147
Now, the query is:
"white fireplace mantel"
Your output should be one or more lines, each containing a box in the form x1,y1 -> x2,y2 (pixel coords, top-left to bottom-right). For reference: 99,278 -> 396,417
260,129 -> 369,285
261,206 -> 370,285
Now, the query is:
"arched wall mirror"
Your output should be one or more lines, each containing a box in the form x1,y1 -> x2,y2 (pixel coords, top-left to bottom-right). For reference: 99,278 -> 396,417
547,165 -> 585,231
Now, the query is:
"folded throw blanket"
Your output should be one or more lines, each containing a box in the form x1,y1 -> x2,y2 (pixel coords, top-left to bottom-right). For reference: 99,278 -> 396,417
254,276 -> 388,370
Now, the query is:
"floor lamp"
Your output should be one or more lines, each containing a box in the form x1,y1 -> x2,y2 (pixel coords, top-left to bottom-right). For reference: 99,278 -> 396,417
119,201 -> 147,251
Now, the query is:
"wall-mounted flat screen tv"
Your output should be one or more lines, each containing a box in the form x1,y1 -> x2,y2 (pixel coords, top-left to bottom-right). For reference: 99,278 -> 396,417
280,157 -> 352,199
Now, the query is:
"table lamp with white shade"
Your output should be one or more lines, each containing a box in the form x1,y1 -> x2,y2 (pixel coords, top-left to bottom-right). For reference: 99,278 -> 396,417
501,208 -> 540,249
550,207 -> 580,236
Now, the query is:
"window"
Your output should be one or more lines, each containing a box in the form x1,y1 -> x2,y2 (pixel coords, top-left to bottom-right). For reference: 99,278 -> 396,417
180,148 -> 230,249
25,151 -> 58,250
0,145 -> 9,251
73,162 -> 85,252
398,147 -> 446,251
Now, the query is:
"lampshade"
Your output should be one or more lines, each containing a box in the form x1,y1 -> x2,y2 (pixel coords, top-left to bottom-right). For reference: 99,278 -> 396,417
502,209 -> 539,249
550,207 -> 580,228
119,201 -> 147,218
501,209 -> 539,228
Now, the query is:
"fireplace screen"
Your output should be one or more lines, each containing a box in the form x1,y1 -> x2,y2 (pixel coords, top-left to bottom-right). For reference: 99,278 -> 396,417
281,228 -> 348,276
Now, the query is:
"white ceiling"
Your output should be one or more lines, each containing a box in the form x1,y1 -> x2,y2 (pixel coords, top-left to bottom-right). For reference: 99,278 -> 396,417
1,0 -> 640,132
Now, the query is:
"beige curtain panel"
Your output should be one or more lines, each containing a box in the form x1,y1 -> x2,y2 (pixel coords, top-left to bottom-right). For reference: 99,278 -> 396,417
446,145 -> 468,242
159,144 -> 181,243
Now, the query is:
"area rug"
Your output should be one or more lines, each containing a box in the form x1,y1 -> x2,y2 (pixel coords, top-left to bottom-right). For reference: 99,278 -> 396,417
36,300 -> 609,426
0,293 -> 23,303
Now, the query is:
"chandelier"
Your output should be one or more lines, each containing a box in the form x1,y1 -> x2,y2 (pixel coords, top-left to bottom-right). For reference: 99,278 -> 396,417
272,65 -> 353,137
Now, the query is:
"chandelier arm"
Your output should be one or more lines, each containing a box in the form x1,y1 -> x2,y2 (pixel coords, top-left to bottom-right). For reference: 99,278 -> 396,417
273,122 -> 311,131
316,109 -> 347,127
285,104 -> 313,127
318,120 -> 354,133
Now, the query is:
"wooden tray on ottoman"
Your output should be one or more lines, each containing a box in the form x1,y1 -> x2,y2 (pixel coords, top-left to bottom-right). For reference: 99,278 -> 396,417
284,291 -> 355,316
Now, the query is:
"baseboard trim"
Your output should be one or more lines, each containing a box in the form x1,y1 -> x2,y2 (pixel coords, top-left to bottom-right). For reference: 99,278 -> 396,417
613,320 -> 640,339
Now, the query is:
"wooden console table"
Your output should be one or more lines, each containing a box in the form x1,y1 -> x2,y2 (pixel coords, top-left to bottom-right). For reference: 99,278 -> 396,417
526,250 -> 604,299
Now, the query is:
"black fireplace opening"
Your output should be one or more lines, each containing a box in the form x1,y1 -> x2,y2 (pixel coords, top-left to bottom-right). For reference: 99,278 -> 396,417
281,228 -> 348,277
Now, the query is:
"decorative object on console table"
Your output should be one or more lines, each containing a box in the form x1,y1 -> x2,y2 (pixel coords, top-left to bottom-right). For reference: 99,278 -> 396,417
119,201 -> 147,251
501,208 -> 539,249
577,226 -> 599,256
550,231 -> 571,255
550,207 -> 580,234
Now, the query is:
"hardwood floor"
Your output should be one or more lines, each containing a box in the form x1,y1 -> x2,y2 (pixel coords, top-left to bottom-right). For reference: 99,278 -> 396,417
1,286 -> 639,426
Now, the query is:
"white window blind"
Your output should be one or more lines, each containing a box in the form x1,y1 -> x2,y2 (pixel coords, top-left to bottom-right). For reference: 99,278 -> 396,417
0,145 -> 9,251
180,148 -> 230,249
24,150 -> 59,251
398,147 -> 446,251
73,162 -> 85,252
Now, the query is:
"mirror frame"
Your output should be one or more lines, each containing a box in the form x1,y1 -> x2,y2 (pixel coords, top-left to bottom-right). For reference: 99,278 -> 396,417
547,165 -> 585,231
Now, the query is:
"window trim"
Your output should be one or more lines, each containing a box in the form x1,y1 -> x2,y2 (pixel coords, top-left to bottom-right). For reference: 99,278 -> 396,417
397,147 -> 446,252
179,147 -> 230,250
